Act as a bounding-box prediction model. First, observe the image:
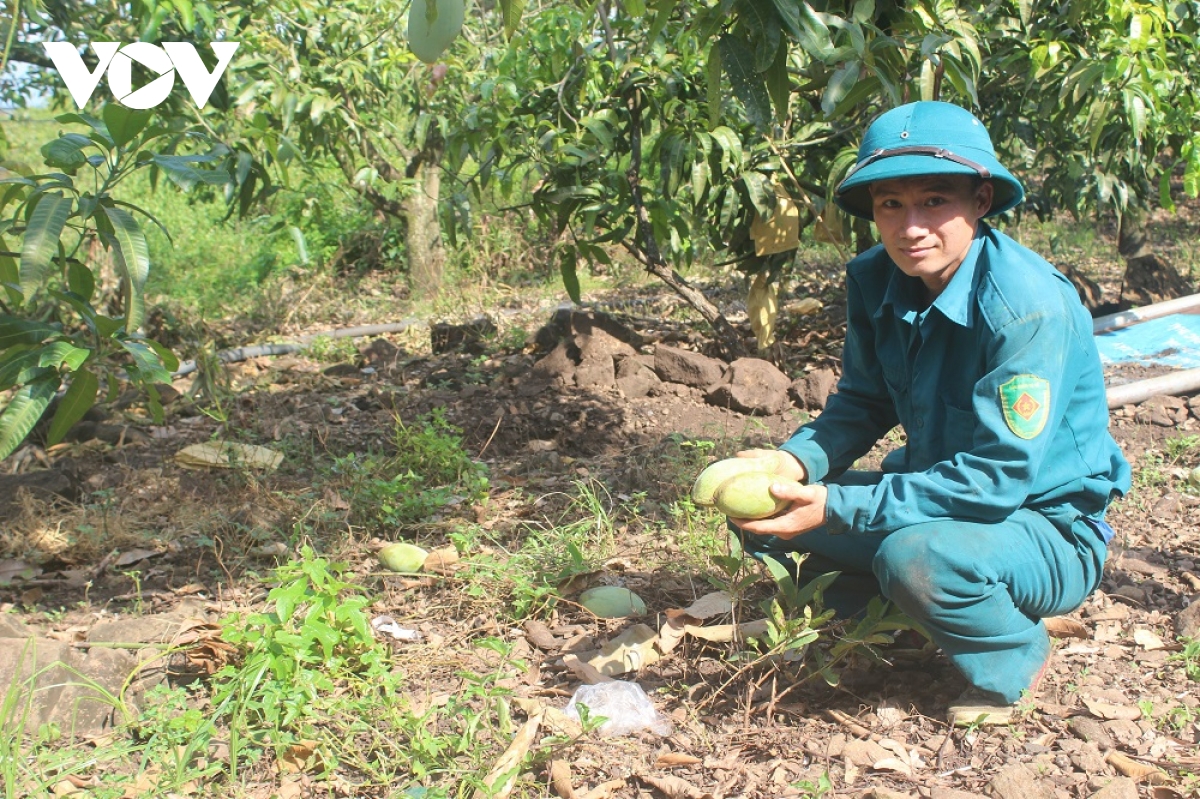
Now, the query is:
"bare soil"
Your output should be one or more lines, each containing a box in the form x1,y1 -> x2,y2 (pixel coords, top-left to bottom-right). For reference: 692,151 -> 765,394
2,264 -> 1200,799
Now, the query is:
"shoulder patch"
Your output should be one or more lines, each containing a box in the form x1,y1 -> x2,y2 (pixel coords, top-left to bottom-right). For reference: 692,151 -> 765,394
999,375 -> 1050,440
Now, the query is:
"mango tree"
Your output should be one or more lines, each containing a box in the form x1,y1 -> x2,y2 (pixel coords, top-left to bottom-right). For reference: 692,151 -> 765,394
448,0 -> 986,356
982,0 -> 1200,305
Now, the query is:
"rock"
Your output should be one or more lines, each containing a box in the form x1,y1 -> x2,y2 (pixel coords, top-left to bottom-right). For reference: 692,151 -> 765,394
1086,776 -> 1138,799
842,738 -> 889,767
0,470 -> 80,518
0,637 -> 140,735
322,363 -> 361,377
0,615 -> 32,637
986,763 -> 1056,799
859,789 -> 916,799
789,368 -> 838,410
573,323 -> 638,363
1070,742 -> 1109,776
931,790 -> 983,799
1176,600 -> 1200,639
653,345 -> 724,388
574,354 -> 617,390
360,337 -> 402,366
705,357 -> 791,415
615,356 -> 661,399
520,341 -> 578,395
430,316 -> 497,354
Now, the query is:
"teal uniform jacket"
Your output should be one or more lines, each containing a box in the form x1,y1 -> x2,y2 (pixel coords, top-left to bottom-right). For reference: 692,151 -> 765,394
779,223 -> 1131,537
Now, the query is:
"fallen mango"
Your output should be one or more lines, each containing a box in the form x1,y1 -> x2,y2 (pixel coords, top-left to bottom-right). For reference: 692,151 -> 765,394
692,452 -> 784,506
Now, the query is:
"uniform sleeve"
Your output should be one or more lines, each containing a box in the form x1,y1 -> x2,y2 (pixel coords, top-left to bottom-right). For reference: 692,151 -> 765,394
779,270 -> 898,482
821,301 -> 1083,535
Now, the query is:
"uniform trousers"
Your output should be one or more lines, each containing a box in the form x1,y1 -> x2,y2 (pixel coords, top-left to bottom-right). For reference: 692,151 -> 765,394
740,471 -> 1108,703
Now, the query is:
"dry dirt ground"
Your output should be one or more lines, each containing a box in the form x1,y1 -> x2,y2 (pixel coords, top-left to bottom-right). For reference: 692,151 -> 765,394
2,270 -> 1200,799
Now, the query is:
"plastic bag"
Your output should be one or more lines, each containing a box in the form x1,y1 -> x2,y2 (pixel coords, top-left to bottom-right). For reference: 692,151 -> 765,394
564,680 -> 673,738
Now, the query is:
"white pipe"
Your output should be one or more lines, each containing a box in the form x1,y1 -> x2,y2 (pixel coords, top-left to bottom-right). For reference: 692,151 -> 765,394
1093,293 -> 1200,335
1106,367 -> 1200,408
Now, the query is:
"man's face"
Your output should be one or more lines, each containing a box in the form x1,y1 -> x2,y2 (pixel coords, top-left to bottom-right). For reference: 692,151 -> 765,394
869,175 -> 994,297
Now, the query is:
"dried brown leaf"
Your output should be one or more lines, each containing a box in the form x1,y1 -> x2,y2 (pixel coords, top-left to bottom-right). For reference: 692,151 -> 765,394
681,592 -> 733,619
1105,750 -> 1167,783
278,739 -> 320,774
474,710 -> 544,799
657,752 -> 703,767
1083,697 -> 1142,721
563,654 -> 612,684
579,780 -> 627,799
1044,616 -> 1089,639
523,619 -> 558,651
579,624 -> 660,677
548,759 -> 578,799
640,774 -> 716,799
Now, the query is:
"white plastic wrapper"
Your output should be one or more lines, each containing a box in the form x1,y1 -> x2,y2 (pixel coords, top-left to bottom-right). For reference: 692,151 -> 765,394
564,680 -> 673,738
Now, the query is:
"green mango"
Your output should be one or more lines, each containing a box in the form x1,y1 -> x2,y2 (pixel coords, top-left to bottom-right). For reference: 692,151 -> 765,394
408,0 -> 465,64
580,586 -> 647,618
691,452 -> 783,506
712,471 -> 792,519
378,542 -> 429,573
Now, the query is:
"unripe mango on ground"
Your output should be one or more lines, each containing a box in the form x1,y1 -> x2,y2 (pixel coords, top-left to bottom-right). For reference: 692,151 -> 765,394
692,452 -> 785,506
580,586 -> 646,618
378,542 -> 429,573
712,471 -> 795,519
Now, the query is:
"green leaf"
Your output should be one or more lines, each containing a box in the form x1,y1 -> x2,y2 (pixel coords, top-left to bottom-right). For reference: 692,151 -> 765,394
765,41 -> 791,123
37,340 -> 90,371
53,112 -> 113,146
822,61 -> 861,116
19,192 -> 72,301
1184,139 -> 1200,198
499,0 -> 526,37
647,0 -> 676,44
720,34 -> 772,133
559,248 -> 581,304
707,41 -> 723,129
0,376 -> 58,460
1159,170 -> 1175,213
0,350 -> 50,391
46,368 -> 98,446
40,134 -> 92,172
770,0 -> 802,38
103,104 -> 154,149
102,205 -> 151,331
151,154 -> 229,192
0,316 -> 59,348
120,339 -> 174,385
67,261 -> 95,302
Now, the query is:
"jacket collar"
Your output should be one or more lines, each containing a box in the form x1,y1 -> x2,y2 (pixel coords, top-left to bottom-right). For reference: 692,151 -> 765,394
876,224 -> 987,328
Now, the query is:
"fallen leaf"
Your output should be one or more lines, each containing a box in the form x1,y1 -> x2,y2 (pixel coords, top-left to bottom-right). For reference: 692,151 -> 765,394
1134,628 -> 1166,651
1044,616 -> 1090,639
563,654 -> 612,685
175,441 -> 282,471
875,698 -> 908,728
579,624 -> 660,677
548,759 -> 578,799
657,752 -> 703,767
1152,787 -> 1186,798
277,778 -> 303,799
579,780 -> 626,799
640,774 -> 715,799
657,612 -> 697,656
115,548 -> 161,567
683,619 -> 770,643
1083,697 -> 1142,721
473,710 -> 544,799
278,739 -> 320,774
524,619 -> 558,651
1105,750 -> 1167,783
52,780 -> 81,797
682,591 -> 733,619
423,546 -> 461,574
871,757 -> 914,777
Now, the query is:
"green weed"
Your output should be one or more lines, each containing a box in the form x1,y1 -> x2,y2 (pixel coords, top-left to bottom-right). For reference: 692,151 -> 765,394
1171,637 -> 1200,682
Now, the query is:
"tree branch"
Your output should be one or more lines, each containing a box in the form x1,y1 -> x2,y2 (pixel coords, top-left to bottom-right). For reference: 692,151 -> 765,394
625,88 -> 745,360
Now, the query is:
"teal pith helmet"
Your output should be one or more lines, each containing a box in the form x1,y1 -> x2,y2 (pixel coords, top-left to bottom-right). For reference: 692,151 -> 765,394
834,101 -> 1025,221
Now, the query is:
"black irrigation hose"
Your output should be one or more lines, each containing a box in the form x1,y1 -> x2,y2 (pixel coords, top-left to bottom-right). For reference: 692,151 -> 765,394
171,320 -> 424,378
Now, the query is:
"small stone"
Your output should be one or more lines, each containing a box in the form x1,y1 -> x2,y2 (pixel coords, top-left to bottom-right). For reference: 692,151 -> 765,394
986,763 -> 1056,799
1086,776 -> 1138,799
1070,742 -> 1108,775
1176,601 -> 1200,639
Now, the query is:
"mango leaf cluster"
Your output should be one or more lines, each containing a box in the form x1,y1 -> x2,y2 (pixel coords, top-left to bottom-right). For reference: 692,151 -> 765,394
0,104 -> 229,459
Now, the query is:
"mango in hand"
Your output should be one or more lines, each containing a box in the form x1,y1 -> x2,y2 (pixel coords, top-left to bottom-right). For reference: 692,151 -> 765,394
712,471 -> 794,519
691,452 -> 785,507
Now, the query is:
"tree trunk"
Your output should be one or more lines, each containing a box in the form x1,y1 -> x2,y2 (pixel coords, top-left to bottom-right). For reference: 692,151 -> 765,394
403,154 -> 445,301
1118,206 -> 1193,307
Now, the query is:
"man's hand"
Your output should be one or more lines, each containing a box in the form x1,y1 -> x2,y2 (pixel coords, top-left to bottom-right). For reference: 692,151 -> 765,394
730,481 -> 828,540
